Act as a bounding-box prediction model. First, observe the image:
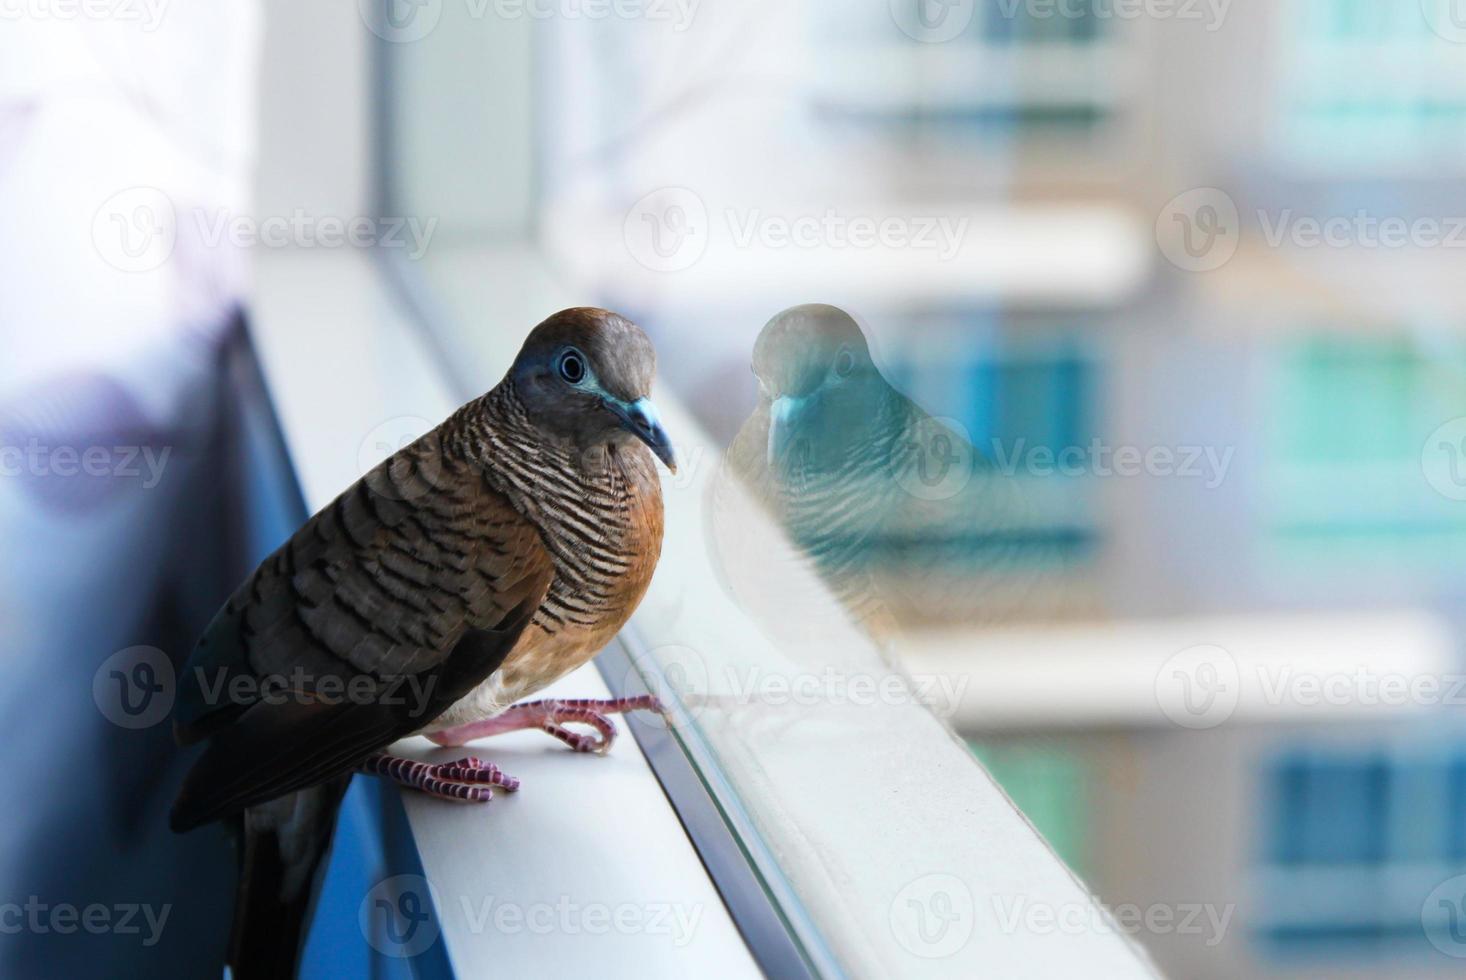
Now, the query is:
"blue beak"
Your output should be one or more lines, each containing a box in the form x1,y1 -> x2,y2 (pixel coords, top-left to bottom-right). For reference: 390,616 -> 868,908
608,397 -> 677,473
767,394 -> 808,469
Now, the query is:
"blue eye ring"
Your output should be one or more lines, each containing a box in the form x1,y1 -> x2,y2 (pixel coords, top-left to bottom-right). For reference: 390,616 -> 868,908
557,348 -> 587,384
834,348 -> 856,377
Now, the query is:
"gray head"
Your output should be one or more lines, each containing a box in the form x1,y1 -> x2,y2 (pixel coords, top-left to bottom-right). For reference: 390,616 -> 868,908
750,304 -> 895,476
753,304 -> 874,395
510,307 -> 676,471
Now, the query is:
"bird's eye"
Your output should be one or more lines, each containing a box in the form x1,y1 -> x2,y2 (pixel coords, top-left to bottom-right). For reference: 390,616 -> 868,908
834,349 -> 856,377
558,350 -> 586,384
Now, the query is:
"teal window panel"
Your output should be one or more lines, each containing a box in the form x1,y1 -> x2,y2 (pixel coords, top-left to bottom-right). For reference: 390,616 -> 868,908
1275,337 -> 1418,466
969,740 -> 1089,876
1265,332 -> 1466,561
1281,1 -> 1465,169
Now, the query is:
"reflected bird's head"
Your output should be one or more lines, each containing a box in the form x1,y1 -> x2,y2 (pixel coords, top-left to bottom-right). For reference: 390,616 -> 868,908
751,304 -> 892,479
511,307 -> 676,472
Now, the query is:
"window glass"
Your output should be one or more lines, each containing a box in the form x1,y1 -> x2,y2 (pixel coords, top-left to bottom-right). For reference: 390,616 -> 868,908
376,5 -> 1466,976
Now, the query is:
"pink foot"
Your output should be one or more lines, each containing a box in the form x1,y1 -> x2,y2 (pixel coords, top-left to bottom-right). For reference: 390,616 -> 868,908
428,695 -> 665,755
360,754 -> 520,803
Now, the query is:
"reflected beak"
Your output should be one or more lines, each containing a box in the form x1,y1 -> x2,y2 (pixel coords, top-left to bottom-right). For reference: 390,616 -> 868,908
609,396 -> 677,473
767,395 -> 807,469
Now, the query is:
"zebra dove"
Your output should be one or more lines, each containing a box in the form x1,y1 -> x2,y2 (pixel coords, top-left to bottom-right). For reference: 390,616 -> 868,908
170,307 -> 675,977
710,303 -> 1048,646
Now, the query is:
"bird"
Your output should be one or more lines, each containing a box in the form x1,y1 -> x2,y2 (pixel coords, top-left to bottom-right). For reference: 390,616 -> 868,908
708,303 -> 1056,652
169,307 -> 677,979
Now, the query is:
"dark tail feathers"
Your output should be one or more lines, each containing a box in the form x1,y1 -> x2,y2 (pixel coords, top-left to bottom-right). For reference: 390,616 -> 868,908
227,777 -> 351,979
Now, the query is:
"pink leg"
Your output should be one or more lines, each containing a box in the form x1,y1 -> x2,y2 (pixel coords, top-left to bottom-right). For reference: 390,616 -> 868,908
359,754 -> 520,803
428,695 -> 664,755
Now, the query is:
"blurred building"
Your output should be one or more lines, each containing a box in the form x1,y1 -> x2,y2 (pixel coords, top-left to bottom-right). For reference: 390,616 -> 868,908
803,3 -> 1466,978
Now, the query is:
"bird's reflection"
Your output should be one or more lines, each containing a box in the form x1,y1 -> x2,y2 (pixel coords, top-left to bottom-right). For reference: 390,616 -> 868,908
710,303 -> 1053,652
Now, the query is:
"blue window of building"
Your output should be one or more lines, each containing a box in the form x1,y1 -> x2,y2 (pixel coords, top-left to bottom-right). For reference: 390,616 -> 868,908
1258,745 -> 1466,956
871,317 -> 1101,581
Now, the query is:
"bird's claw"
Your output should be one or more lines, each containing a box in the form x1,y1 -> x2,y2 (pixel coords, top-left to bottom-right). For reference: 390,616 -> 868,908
425,694 -> 667,754
533,695 -> 665,755
360,753 -> 520,803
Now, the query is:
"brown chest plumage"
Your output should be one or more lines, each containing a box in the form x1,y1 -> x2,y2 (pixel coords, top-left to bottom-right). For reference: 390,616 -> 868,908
427,389 -> 665,725
493,446 -> 663,702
